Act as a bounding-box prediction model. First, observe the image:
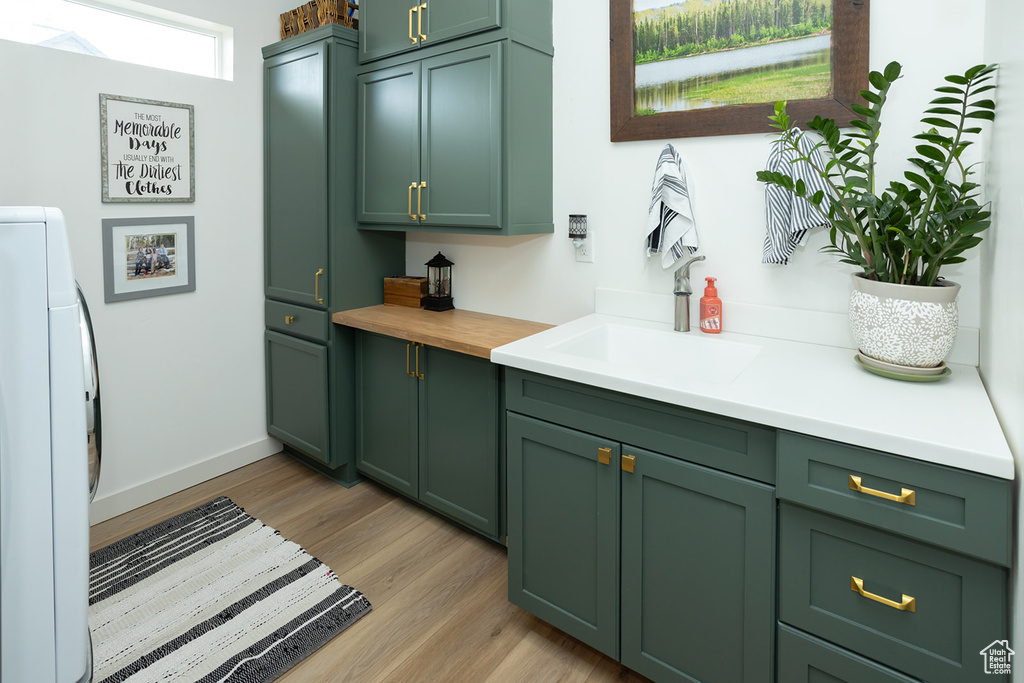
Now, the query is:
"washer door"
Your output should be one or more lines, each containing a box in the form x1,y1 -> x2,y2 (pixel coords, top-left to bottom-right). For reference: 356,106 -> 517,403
78,285 -> 101,502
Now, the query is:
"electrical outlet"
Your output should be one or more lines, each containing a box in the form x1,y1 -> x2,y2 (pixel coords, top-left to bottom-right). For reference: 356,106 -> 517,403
575,230 -> 594,263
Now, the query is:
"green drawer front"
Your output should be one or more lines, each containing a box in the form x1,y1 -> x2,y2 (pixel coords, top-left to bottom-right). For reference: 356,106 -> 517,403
777,624 -> 919,683
505,369 -> 776,484
779,503 -> 1009,683
265,299 -> 329,343
777,431 -> 1012,566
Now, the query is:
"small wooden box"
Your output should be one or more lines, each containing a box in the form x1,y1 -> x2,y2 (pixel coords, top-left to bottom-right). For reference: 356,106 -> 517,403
383,276 -> 428,308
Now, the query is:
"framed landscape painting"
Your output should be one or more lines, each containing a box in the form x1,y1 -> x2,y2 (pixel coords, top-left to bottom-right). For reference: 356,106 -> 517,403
610,0 -> 870,141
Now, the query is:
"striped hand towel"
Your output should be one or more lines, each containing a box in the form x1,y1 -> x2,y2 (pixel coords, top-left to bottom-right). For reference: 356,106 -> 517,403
762,128 -> 833,264
645,144 -> 700,269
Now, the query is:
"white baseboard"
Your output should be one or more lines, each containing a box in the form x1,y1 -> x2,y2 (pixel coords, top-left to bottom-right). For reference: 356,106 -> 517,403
595,288 -> 980,366
89,437 -> 283,525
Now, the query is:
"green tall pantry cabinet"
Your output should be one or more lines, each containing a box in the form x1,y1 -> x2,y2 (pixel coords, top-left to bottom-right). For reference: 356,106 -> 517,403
263,26 -> 404,484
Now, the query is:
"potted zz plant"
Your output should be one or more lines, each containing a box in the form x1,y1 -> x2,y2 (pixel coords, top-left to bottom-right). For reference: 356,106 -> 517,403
757,61 -> 997,377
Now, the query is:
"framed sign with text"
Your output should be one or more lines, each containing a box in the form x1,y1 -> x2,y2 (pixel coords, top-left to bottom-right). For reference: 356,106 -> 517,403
100,94 -> 195,202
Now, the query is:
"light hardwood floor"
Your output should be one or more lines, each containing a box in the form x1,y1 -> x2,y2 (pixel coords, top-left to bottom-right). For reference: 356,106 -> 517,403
90,453 -> 650,683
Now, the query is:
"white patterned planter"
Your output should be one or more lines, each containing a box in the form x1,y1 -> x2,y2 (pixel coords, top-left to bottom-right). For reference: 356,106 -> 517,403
849,274 -> 960,368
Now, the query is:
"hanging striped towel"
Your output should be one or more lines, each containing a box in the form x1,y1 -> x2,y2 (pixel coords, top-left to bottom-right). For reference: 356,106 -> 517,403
762,128 -> 833,264
645,144 -> 700,269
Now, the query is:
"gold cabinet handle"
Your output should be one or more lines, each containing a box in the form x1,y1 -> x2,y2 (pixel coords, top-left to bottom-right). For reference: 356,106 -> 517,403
406,342 -> 415,377
418,2 -> 428,41
314,268 -> 324,304
621,454 -> 636,473
417,181 -> 427,220
598,447 -> 611,466
408,5 -> 418,43
848,475 -> 916,506
851,576 -> 916,612
414,343 -> 424,379
408,182 -> 418,221
285,315 -> 295,325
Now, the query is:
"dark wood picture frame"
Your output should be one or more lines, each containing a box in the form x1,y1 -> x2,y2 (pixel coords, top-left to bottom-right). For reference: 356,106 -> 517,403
610,0 -> 870,142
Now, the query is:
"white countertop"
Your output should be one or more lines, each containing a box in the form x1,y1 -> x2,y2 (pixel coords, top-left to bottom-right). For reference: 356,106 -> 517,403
491,313 -> 1015,480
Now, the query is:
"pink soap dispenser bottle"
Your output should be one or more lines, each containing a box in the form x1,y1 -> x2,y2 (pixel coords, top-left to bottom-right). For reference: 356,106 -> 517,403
699,277 -> 722,333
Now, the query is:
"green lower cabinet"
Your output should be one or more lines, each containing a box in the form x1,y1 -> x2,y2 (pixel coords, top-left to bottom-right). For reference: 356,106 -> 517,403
621,448 -> 775,683
507,412 -> 775,680
356,331 -> 501,539
355,331 -> 419,496
777,624 -> 919,683
507,413 -> 620,659
418,343 -> 500,537
265,330 -> 330,464
779,502 -> 1009,682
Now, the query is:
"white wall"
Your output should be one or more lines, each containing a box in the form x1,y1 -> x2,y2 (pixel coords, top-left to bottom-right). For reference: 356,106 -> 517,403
407,1 -> 987,331
0,0 -> 301,523
982,0 -> 1024,674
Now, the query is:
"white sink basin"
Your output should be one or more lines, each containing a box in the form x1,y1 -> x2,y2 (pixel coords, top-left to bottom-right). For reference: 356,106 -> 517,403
549,322 -> 762,385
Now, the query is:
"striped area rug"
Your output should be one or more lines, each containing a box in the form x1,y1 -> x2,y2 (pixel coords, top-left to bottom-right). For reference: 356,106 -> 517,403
89,497 -> 370,682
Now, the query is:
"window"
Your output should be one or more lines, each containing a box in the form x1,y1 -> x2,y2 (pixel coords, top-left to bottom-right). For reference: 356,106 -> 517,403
0,0 -> 233,80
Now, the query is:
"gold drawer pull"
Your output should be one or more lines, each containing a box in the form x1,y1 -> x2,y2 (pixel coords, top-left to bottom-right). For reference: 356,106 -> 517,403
408,5 -> 418,44
848,475 -> 916,506
418,2 -> 427,41
621,454 -> 635,473
851,576 -> 916,612
284,315 -> 295,325
408,182 -> 418,220
414,342 -> 424,380
598,447 -> 611,466
417,181 -> 426,220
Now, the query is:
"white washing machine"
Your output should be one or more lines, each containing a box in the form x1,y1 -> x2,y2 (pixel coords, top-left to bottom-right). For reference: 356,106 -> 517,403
1,206 -> 99,683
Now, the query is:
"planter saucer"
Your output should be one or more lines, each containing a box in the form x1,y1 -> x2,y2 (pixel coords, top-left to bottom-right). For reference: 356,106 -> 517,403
855,354 -> 952,382
856,351 -> 948,376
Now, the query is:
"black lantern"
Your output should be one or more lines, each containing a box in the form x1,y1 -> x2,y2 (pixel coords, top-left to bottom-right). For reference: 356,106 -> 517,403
424,251 -> 454,311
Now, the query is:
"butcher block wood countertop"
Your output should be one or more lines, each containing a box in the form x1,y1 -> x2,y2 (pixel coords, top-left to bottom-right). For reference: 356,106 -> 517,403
331,305 -> 553,360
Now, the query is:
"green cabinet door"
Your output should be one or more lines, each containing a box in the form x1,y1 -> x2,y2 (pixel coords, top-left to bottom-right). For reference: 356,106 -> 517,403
266,331 -> 330,464
420,43 -> 501,229
620,447 -> 776,683
355,332 -> 419,497
419,347 -> 500,537
357,62 -> 421,226
507,413 -> 620,659
264,42 -> 329,308
418,0 -> 501,54
359,0 -> 420,63
359,0 -> 501,64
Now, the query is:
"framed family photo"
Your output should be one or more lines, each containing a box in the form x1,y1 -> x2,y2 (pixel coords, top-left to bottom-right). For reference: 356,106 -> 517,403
102,216 -> 196,302
610,0 -> 870,141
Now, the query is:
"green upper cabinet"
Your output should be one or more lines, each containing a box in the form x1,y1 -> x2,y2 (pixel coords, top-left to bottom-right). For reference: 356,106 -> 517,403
264,41 -> 329,308
359,0 -> 501,64
356,62 -> 422,226
356,0 -> 553,236
357,43 -> 502,230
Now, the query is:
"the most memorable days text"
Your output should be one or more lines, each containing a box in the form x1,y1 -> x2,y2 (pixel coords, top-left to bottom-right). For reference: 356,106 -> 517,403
110,111 -> 185,197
